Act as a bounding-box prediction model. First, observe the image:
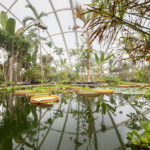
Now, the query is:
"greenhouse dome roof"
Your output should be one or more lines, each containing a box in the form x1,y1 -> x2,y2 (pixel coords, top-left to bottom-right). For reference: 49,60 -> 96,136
0,0 -> 98,65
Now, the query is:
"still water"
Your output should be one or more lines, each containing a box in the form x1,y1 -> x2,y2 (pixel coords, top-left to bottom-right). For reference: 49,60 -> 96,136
0,90 -> 149,150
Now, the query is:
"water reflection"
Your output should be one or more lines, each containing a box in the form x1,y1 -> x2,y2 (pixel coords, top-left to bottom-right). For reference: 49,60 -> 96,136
0,91 -> 149,150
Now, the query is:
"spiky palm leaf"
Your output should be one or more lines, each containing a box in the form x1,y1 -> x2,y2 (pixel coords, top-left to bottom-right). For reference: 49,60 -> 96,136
23,0 -> 48,26
85,0 -> 150,43
23,16 -> 35,26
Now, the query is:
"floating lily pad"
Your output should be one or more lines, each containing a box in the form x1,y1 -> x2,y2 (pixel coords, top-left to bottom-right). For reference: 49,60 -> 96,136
30,95 -> 59,104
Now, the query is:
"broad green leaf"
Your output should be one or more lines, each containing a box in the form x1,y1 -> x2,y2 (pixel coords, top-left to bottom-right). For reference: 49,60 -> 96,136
105,54 -> 113,61
6,18 -> 16,35
141,137 -> 149,144
0,11 -> 8,30
144,131 -> 150,140
132,130 -> 142,140
132,139 -> 139,145
140,121 -> 150,132
126,132 -> 133,140
100,51 -> 104,62
94,53 -> 100,65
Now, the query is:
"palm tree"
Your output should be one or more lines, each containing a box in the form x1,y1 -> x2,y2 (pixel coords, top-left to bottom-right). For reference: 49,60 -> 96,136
94,51 -> 113,82
75,5 -> 93,82
22,0 -> 48,27
23,0 -> 48,81
54,47 -> 64,70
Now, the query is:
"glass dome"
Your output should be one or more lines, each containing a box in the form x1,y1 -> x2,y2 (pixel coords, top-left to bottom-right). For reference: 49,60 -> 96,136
0,0 -> 99,65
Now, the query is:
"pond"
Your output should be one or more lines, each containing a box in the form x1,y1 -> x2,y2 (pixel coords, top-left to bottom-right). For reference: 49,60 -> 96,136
0,88 -> 150,150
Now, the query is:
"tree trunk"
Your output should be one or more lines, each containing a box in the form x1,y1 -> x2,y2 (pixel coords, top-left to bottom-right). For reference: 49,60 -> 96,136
86,31 -> 92,82
38,29 -> 44,82
14,51 -> 20,84
99,64 -> 104,83
87,53 -> 91,82
59,55 -> 63,71
2,62 -> 7,82
9,55 -> 14,83
2,51 -> 7,82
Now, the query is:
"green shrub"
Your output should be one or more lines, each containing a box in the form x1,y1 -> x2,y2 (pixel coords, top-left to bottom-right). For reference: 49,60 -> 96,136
104,75 -> 120,84
126,121 -> 150,149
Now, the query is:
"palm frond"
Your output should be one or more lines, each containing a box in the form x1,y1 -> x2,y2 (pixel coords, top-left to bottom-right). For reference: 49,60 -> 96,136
22,16 -> 35,26
26,0 -> 39,18
38,12 -> 48,19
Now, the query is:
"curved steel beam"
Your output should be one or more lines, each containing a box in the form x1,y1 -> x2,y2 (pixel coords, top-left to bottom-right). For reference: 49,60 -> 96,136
48,0 -> 72,66
0,2 -> 23,24
7,0 -> 18,13
25,0 -> 56,49
47,8 -> 72,15
69,0 -> 79,48
47,30 -> 83,37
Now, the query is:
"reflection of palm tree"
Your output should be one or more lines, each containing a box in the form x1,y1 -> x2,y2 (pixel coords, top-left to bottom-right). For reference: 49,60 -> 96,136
56,98 -> 72,150
76,96 -> 98,150
107,109 -> 126,149
0,95 -> 37,149
38,102 -> 63,149
74,98 -> 80,150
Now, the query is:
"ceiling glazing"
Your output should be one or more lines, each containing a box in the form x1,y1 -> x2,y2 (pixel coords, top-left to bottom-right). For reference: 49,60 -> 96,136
0,0 -> 100,65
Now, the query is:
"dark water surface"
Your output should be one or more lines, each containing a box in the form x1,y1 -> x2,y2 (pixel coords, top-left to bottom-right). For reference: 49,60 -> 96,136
0,91 -> 149,150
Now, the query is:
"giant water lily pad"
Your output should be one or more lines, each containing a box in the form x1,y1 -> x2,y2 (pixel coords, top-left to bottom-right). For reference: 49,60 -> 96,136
95,89 -> 113,94
26,91 -> 51,98
30,95 -> 59,104
111,87 -> 147,95
14,90 -> 35,96
78,90 -> 100,97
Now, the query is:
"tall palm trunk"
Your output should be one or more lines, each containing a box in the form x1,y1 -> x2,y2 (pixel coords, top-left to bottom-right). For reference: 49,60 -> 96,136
14,51 -> 20,84
9,46 -> 14,83
38,29 -> 44,81
86,31 -> 92,82
2,51 -> 7,82
59,55 -> 63,71
99,64 -> 103,83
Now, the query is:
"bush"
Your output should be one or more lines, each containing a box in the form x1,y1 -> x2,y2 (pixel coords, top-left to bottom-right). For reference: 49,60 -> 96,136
104,75 -> 120,84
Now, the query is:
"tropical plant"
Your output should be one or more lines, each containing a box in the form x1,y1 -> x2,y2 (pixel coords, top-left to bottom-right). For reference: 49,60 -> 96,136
0,12 -> 31,84
75,5 -> 93,82
94,51 -> 113,82
22,0 -> 48,27
84,0 -> 150,62
23,0 -> 49,81
127,121 -> 150,149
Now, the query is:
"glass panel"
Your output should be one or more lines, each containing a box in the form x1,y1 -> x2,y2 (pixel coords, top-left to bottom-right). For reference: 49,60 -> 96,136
57,10 -> 74,32
29,0 -> 52,12
76,18 -> 84,29
64,32 -> 76,49
10,0 -> 34,22
0,5 -> 6,12
42,13 -> 60,35
51,34 -> 65,49
51,0 -> 70,10
0,0 -> 15,8
73,0 -> 92,8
